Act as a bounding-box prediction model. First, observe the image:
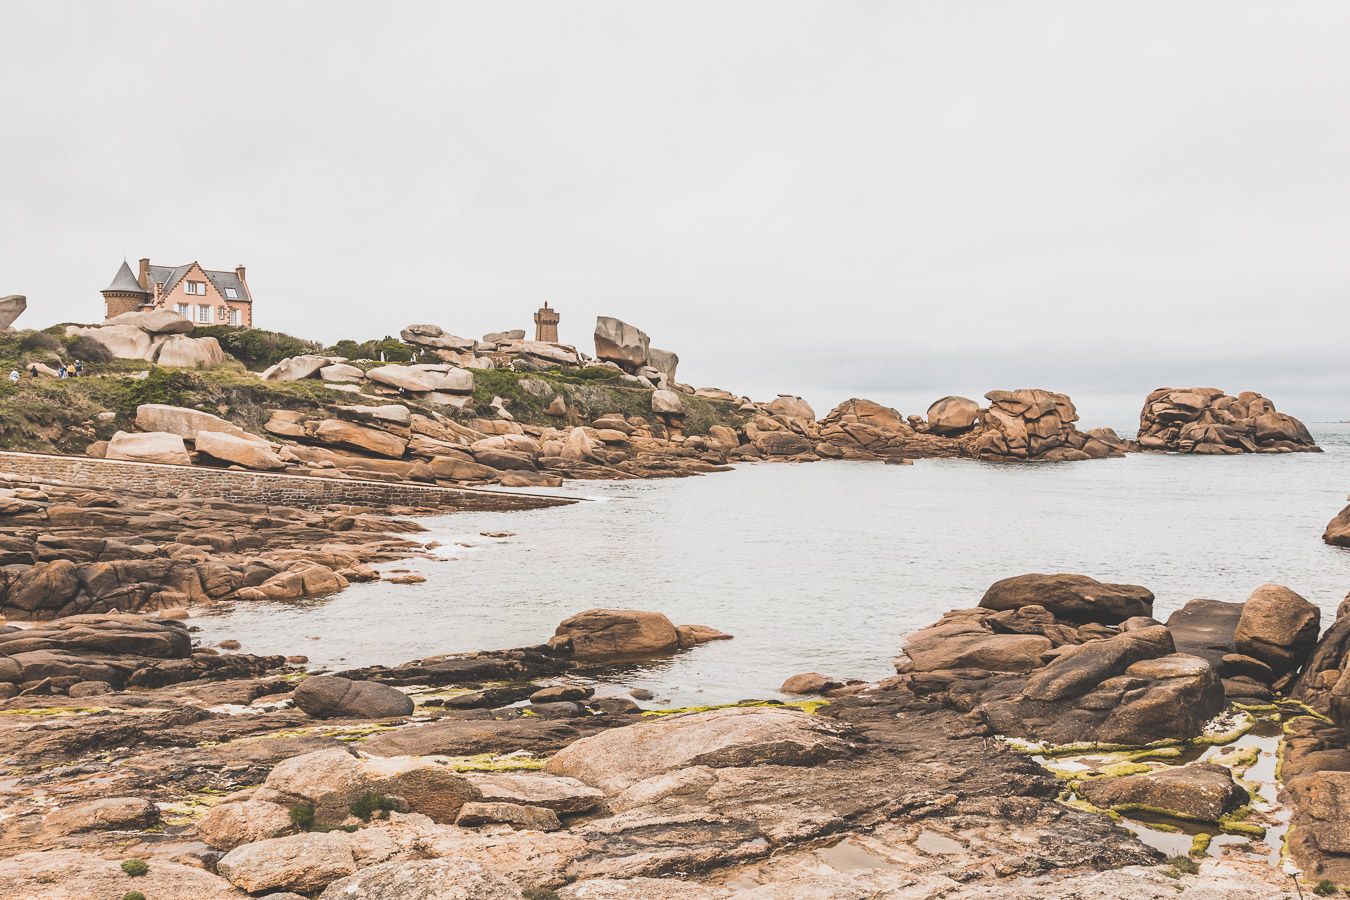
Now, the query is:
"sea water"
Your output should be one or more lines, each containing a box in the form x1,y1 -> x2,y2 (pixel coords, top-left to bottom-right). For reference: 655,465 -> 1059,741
198,424 -> 1350,705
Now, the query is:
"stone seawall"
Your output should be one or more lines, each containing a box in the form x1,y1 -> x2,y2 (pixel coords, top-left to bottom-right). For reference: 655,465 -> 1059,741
0,450 -> 571,512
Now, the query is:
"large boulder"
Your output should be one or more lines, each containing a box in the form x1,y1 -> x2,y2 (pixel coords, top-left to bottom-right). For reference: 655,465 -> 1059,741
233,561 -> 347,603
648,347 -> 679,384
105,430 -> 191,466
153,334 -> 226,368
651,389 -> 685,416
318,859 -> 521,900
594,316 -> 650,371
346,403 -> 412,426
1020,626 -> 1176,702
365,364 -> 439,392
0,849 -> 239,899
455,801 -> 561,831
820,398 -> 908,433
753,431 -> 814,457
1078,764 -> 1247,821
1233,583 -> 1320,676
465,772 -> 604,814
3,559 -> 81,613
1292,597 -> 1350,730
544,706 -> 855,793
927,396 -> 981,434
264,354 -> 331,381
107,308 -> 195,334
0,613 -> 192,658
313,419 -> 408,458
134,403 -> 249,440
1284,770 -> 1350,883
979,573 -> 1154,625
320,362 -> 365,383
194,430 -> 286,470
496,340 -> 583,366
1165,598 -> 1244,669
217,831 -> 357,894
427,456 -> 499,481
263,747 -> 478,824
44,796 -> 160,834
816,398 -> 914,452
400,323 -> 475,350
549,609 -> 680,660
0,295 -> 26,329
65,324 -> 154,360
292,675 -> 414,719
1091,654 -> 1226,745
978,651 -> 1226,746
901,619 -> 1052,673
1138,387 -> 1318,453
1327,503 -> 1350,548
560,427 -> 601,463
765,394 -> 816,422
195,798 -> 296,850
367,364 -> 473,394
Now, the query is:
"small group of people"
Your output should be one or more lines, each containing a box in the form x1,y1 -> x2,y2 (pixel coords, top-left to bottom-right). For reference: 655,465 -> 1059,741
7,359 -> 83,383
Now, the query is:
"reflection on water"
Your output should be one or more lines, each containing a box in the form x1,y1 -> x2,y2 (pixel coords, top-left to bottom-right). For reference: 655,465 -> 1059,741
198,425 -> 1350,705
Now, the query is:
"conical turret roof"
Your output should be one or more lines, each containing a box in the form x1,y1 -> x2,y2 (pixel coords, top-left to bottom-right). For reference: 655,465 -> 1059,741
103,260 -> 147,295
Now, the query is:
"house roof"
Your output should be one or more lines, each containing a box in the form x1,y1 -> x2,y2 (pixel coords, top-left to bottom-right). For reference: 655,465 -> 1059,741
146,262 -> 252,303
103,260 -> 148,295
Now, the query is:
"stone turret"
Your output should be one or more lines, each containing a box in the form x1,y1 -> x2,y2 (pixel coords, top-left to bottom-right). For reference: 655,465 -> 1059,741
101,260 -> 150,319
534,301 -> 560,343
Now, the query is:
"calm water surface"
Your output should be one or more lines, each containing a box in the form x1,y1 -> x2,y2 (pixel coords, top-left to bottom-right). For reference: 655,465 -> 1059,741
199,424 -> 1350,705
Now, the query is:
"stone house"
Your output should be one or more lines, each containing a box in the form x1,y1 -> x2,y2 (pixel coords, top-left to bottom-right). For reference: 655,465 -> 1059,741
102,258 -> 253,327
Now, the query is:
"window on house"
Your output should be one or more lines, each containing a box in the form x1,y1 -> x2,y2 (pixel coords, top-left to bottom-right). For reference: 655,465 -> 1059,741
185,281 -> 204,295
229,307 -> 241,326
196,304 -> 211,323
175,303 -> 189,317
224,287 -> 238,299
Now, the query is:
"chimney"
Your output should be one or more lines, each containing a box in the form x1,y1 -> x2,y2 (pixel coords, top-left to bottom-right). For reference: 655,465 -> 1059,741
235,264 -> 246,282
138,258 -> 150,290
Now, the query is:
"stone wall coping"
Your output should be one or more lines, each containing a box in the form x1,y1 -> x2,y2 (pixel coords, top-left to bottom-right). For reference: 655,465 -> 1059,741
0,450 -> 575,512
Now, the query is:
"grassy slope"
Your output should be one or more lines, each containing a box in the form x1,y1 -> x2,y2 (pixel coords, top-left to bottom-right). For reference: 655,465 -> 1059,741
0,326 -> 746,453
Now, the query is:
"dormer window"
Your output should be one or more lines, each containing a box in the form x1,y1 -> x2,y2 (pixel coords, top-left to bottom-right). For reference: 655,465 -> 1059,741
224,287 -> 238,299
185,281 -> 205,296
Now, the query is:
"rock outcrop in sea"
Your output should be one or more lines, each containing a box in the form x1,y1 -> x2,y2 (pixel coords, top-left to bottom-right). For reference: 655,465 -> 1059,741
896,575 -> 1318,744
1136,387 -> 1318,454
1326,500 -> 1350,548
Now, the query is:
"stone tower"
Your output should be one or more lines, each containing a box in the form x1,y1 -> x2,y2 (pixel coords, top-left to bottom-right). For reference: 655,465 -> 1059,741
534,301 -> 560,343
101,259 -> 150,319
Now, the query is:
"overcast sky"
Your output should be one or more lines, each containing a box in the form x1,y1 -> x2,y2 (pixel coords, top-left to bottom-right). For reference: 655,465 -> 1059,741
2,2 -> 1347,422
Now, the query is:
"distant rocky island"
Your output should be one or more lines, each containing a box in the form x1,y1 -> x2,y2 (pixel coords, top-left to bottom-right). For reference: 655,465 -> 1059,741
0,298 -> 1346,897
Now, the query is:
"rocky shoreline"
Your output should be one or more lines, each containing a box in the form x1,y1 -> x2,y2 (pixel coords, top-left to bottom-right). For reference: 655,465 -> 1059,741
2,564 -> 1349,897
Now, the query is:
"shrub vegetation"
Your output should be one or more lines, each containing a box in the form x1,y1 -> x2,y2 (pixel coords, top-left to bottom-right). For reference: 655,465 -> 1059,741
194,325 -> 320,370
120,859 -> 148,877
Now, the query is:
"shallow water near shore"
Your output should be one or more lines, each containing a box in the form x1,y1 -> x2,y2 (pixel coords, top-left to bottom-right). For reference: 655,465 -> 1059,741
199,423 -> 1350,706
